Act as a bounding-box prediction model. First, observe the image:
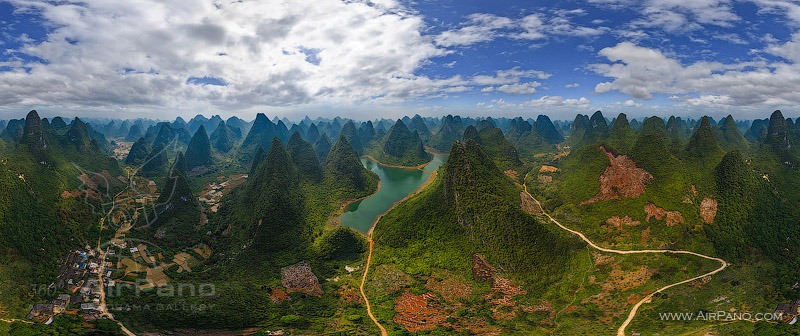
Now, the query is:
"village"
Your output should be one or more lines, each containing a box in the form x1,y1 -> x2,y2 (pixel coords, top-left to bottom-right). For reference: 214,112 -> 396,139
26,247 -> 105,324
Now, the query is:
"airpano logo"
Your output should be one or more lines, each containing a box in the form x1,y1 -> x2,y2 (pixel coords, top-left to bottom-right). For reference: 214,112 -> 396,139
658,311 -> 783,322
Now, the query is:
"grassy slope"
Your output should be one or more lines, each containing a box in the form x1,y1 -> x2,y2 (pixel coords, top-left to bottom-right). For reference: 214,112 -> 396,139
369,140 -> 585,334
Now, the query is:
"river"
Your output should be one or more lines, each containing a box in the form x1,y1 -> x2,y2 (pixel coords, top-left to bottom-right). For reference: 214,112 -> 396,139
339,152 -> 448,234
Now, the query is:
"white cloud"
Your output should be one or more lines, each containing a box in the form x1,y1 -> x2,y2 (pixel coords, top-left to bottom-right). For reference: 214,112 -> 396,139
490,98 -> 517,108
566,83 -> 580,88
713,33 -> 748,44
767,33 -> 800,62
749,0 -> 800,25
434,13 -> 513,47
592,41 -> 800,108
495,82 -> 541,95
614,99 -> 644,107
669,94 -> 734,106
480,95 -> 592,110
594,0 -> 739,33
517,14 -> 546,40
472,68 -> 551,86
435,10 -> 609,47
0,0 -> 466,115
522,95 -> 592,107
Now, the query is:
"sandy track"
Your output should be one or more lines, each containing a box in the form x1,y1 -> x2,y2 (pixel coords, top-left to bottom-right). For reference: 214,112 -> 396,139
360,240 -> 388,336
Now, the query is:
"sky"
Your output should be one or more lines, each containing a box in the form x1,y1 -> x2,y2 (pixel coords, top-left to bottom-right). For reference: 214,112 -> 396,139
0,0 -> 799,121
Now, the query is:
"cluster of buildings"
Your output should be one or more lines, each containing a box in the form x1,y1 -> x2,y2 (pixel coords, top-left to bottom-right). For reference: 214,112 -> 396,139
774,299 -> 800,324
26,246 -> 112,323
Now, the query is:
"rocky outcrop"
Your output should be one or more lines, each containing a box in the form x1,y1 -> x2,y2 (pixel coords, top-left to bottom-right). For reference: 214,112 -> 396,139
23,110 -> 48,149
700,198 -> 718,224
472,254 -> 497,283
581,145 -> 653,205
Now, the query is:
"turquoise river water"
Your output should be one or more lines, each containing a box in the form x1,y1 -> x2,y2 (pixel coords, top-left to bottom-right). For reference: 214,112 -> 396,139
339,152 -> 448,234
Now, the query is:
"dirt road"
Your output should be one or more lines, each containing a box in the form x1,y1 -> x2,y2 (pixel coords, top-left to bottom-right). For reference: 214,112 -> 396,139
359,240 -> 387,336
522,173 -> 727,336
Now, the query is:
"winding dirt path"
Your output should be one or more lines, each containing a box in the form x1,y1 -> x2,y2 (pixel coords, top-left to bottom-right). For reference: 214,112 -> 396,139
0,318 -> 32,324
359,240 -> 387,336
357,153 -> 444,335
522,173 -> 728,336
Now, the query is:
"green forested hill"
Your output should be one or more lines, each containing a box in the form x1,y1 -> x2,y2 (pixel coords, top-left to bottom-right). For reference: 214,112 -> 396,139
137,164 -> 201,249
373,139 -> 583,288
464,125 -> 523,174
0,111 -> 123,316
210,120 -> 237,153
367,119 -> 431,166
184,125 -> 213,171
238,113 -> 278,164
122,134 -> 379,331
428,114 -> 463,151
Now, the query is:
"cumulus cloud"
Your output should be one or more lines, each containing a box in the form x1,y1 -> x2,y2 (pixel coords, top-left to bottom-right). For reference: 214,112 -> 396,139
0,0 -> 465,114
523,96 -> 592,107
591,41 -> 800,108
470,68 -> 549,95
472,68 -> 551,85
435,10 -> 609,47
592,0 -> 739,33
566,83 -> 580,88
614,99 -> 644,107
482,96 -> 591,110
495,82 -> 541,95
434,13 -> 514,47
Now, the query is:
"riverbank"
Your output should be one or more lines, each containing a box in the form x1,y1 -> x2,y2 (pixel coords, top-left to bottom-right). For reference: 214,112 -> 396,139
328,182 -> 382,228
361,154 -> 433,170
367,163 -> 439,237
359,155 -> 443,336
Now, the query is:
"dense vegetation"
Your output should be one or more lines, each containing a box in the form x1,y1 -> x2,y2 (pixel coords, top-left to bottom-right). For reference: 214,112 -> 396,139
367,119 -> 431,166
2,109 -> 800,335
373,139 -> 583,289
184,125 -> 213,171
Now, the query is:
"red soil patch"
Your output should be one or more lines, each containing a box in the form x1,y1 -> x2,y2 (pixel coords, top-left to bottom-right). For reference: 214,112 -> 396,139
280,261 -> 323,297
644,203 -> 684,226
700,198 -> 718,224
583,255 -> 655,324
538,175 -> 553,183
605,216 -> 640,228
425,271 -> 473,301
269,288 -> 290,304
689,275 -> 712,289
581,145 -> 653,205
393,290 -> 447,333
592,252 -> 615,266
483,276 -> 529,320
504,170 -> 519,179
338,285 -> 363,304
539,165 -> 558,173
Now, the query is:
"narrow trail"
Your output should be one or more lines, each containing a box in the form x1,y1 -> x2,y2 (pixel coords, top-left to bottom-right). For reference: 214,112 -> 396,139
522,172 -> 728,336
359,240 -> 387,336
0,318 -> 32,324
357,154 -> 442,336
